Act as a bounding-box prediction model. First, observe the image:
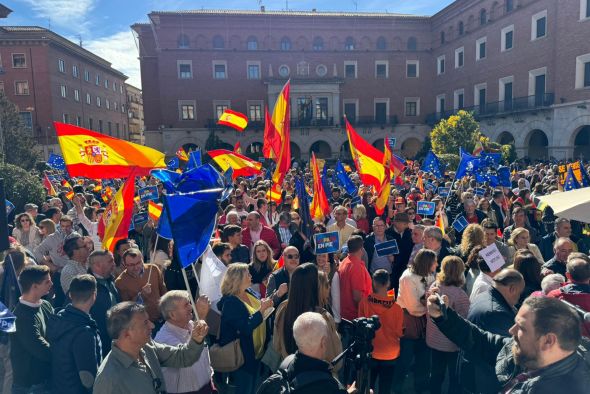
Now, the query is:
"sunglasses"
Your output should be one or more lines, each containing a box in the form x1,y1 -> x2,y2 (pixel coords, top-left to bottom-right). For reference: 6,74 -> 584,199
20,219 -> 31,222
285,254 -> 300,259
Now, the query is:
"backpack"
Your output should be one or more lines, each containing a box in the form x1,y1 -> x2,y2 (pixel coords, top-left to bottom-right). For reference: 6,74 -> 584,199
257,368 -> 336,394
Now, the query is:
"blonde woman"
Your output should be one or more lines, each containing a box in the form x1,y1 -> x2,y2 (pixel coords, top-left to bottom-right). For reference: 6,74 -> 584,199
248,240 -> 276,297
456,223 -> 485,262
38,219 -> 56,240
507,227 -> 544,265
352,204 -> 369,234
217,263 -> 272,394
12,212 -> 41,252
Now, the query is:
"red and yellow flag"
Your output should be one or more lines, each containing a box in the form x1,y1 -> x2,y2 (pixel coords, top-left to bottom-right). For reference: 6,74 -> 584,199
148,201 -> 163,222
55,122 -> 165,178
234,141 -> 241,154
271,81 -> 291,186
436,211 -> 446,236
263,105 -> 281,160
208,149 -> 263,179
176,147 -> 189,162
346,118 -> 386,190
416,174 -> 425,193
473,140 -> 484,156
267,183 -> 282,204
310,152 -> 330,221
375,140 -> 392,215
43,173 -> 57,196
97,174 -> 136,252
217,109 -> 248,132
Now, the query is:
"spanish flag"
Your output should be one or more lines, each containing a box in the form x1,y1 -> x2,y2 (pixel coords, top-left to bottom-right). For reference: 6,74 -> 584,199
271,81 -> 291,186
416,174 -> 425,193
176,147 -> 189,162
148,201 -> 163,221
43,173 -> 57,196
436,211 -> 446,236
234,141 -> 241,154
310,152 -> 330,221
473,140 -> 484,156
263,106 -> 281,160
208,149 -> 263,179
217,109 -> 248,132
55,122 -> 165,178
375,140 -> 392,216
267,183 -> 282,203
98,174 -> 136,252
346,118 -> 386,190
61,179 -> 72,189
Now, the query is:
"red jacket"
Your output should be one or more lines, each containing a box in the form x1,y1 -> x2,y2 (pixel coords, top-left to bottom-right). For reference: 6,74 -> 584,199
241,225 -> 281,259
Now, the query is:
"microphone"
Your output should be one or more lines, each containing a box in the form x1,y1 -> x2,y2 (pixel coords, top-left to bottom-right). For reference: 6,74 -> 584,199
560,299 -> 590,323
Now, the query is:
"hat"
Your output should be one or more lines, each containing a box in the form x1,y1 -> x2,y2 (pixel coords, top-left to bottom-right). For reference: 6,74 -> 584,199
393,212 -> 410,223
394,197 -> 406,205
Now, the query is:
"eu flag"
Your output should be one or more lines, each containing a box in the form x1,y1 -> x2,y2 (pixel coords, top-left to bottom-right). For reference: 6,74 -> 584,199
47,154 -> 66,171
151,169 -> 183,193
456,148 -> 480,179
167,157 -> 180,170
295,176 -> 313,238
176,163 -> 224,193
497,166 -> 512,187
335,160 -> 358,196
421,151 -> 443,179
186,150 -> 202,171
564,165 -> 581,191
163,189 -> 222,268
579,161 -> 590,187
321,165 -> 331,201
0,301 -> 15,333
157,205 -> 173,239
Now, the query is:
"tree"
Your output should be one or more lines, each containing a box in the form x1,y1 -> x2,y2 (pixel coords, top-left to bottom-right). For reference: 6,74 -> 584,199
431,110 -> 481,156
0,163 -> 45,212
205,130 -> 223,151
0,92 -> 40,170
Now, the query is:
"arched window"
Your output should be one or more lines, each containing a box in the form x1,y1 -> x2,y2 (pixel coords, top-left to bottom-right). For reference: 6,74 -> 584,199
376,36 -> 387,50
407,36 -> 417,51
247,36 -> 258,50
212,35 -> 225,49
280,36 -> 292,51
480,9 -> 487,25
345,36 -> 355,51
177,34 -> 189,49
312,36 -> 324,51
458,21 -> 464,35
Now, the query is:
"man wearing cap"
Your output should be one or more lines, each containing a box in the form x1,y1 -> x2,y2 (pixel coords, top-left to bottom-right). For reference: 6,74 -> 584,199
386,212 -> 414,292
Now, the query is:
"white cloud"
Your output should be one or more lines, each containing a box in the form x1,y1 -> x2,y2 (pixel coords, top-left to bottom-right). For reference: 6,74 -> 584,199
83,30 -> 142,88
17,0 -> 95,31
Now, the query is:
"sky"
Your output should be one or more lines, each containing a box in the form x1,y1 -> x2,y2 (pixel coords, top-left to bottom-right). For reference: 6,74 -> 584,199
3,0 -> 454,88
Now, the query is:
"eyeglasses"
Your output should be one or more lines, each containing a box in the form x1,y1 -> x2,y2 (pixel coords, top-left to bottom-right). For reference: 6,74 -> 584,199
20,219 -> 31,223
285,254 -> 300,259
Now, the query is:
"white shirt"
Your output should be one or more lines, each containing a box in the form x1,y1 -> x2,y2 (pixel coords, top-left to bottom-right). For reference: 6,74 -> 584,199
469,272 -> 495,303
154,321 -> 212,393
330,272 -> 341,323
397,269 -> 435,317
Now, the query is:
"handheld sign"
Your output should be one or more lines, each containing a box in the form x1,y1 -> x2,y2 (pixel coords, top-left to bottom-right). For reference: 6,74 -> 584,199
138,186 -> 159,203
417,201 -> 436,216
314,231 -> 340,254
375,239 -> 399,257
452,215 -> 469,233
387,137 -> 396,149
475,187 -> 486,197
133,212 -> 149,227
425,183 -> 437,192
478,243 -> 506,272
5,200 -> 15,216
438,187 -> 450,197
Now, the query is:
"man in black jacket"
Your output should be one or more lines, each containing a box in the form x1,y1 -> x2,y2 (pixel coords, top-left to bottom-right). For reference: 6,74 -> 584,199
88,250 -> 120,357
48,274 -> 101,394
385,213 -> 414,292
427,293 -> 590,394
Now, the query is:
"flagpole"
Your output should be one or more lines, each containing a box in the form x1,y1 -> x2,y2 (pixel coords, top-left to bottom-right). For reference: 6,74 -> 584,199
151,234 -> 159,263
181,267 -> 200,320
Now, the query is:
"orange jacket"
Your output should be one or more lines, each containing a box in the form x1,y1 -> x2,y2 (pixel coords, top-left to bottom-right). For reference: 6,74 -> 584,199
358,292 -> 404,360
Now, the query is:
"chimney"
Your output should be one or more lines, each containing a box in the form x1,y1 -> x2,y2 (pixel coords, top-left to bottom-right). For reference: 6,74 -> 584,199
261,6 -> 265,12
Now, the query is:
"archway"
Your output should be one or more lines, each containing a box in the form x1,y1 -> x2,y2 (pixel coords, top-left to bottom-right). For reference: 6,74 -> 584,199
527,129 -> 549,160
401,138 -> 421,159
290,142 -> 301,160
497,131 -> 515,145
217,141 -> 234,151
573,126 -> 590,160
309,141 -> 332,159
372,138 -> 385,150
182,143 -> 200,153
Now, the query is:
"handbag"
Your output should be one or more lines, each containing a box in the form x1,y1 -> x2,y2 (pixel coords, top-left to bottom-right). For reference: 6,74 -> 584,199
208,302 -> 245,373
402,308 -> 427,339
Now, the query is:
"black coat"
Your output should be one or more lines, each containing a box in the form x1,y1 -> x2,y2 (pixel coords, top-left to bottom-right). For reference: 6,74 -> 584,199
433,307 -> 590,394
89,272 -> 120,357
490,200 -> 506,228
47,305 -> 102,394
385,227 -> 414,290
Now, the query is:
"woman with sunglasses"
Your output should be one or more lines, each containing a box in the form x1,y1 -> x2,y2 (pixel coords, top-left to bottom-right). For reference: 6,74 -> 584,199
12,212 -> 42,252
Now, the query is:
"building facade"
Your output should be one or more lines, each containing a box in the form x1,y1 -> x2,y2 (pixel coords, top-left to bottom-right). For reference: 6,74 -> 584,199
0,26 -> 129,159
133,0 -> 590,161
126,83 -> 145,145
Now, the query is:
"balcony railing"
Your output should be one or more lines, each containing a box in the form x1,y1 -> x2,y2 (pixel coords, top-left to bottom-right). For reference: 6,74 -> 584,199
207,117 -> 334,129
425,93 -> 555,126
342,115 -> 398,127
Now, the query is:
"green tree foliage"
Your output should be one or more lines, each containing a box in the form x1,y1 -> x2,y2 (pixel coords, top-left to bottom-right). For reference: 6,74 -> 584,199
205,130 -> 223,151
431,110 -> 481,156
0,92 -> 39,170
438,154 -> 460,172
0,163 -> 45,212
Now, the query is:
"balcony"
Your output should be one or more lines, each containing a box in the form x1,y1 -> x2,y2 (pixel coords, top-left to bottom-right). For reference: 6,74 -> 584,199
206,117 -> 334,129
341,115 -> 398,127
425,93 -> 555,126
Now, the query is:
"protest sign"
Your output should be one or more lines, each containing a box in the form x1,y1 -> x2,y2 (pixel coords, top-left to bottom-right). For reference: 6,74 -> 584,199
417,201 -> 436,216
375,239 -> 399,256
314,231 -> 340,254
478,243 -> 505,272
138,186 -> 159,203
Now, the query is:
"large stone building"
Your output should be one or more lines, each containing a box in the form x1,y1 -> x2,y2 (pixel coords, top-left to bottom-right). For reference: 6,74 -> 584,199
132,0 -> 590,161
126,83 -> 145,145
0,26 -> 129,159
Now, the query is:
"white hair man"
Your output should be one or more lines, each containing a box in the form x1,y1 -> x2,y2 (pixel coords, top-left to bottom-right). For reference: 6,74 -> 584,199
154,291 -> 214,394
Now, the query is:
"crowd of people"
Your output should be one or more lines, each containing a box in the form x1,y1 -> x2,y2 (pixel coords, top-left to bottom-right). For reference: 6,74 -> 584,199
0,158 -> 590,394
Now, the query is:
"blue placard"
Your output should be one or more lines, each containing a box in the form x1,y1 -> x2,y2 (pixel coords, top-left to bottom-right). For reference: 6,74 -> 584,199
5,200 -> 15,216
138,186 -> 159,203
452,215 -> 469,233
314,231 -> 340,254
425,182 -> 437,192
387,137 -> 396,149
475,187 -> 486,196
417,201 -> 436,216
375,239 -> 399,257
438,187 -> 450,197
133,212 -> 149,227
